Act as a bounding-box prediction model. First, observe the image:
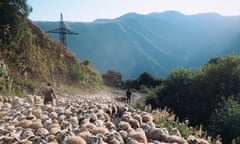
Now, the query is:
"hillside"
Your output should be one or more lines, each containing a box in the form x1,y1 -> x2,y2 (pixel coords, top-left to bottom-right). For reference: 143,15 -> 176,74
0,21 -> 102,94
35,11 -> 240,79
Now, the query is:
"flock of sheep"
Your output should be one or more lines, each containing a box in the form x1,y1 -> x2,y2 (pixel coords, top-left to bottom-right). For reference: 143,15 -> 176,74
0,90 -> 209,144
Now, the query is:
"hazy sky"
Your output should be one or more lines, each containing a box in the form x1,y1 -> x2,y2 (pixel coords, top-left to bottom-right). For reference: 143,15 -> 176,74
27,0 -> 240,22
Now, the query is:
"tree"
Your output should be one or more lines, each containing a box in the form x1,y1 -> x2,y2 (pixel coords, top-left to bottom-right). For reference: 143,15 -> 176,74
145,54 -> 240,125
137,72 -> 155,88
207,97 -> 240,143
102,70 -> 122,87
0,0 -> 31,48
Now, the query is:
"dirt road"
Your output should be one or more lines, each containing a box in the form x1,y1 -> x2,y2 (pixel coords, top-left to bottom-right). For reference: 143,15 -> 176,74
109,88 -> 147,105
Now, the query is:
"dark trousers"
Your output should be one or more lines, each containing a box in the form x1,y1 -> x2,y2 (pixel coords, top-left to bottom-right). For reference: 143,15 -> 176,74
44,96 -> 53,105
127,96 -> 131,103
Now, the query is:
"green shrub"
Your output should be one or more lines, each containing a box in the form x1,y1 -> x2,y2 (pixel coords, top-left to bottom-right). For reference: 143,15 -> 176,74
207,97 -> 240,143
83,59 -> 90,65
71,62 -> 84,82
0,68 -> 4,77
152,107 -> 194,138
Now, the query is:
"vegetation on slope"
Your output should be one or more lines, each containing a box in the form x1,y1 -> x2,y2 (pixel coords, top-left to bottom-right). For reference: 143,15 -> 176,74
121,54 -> 240,143
0,0 -> 102,95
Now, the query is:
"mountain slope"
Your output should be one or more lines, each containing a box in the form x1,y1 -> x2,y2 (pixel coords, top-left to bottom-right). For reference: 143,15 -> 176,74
0,21 -> 102,93
34,11 -> 240,79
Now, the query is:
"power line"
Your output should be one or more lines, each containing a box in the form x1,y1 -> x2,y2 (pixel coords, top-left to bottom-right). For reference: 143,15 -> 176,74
47,13 -> 78,46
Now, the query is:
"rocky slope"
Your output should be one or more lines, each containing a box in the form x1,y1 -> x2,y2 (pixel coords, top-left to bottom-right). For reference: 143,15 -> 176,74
0,21 -> 102,93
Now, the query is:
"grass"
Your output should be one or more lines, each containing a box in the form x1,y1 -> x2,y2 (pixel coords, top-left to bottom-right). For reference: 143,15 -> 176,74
135,103 -> 222,144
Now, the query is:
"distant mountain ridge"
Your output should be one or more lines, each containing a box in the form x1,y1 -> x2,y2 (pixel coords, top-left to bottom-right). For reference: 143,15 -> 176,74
34,11 -> 240,79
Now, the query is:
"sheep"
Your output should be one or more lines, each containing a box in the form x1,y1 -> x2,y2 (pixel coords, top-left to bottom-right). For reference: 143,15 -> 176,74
64,109 -> 73,118
65,136 -> 87,144
77,128 -> 94,143
17,119 -> 32,128
47,119 -> 60,130
166,135 -> 187,144
2,102 -> 11,109
28,135 -> 47,144
0,136 -> 19,144
104,121 -> 116,130
170,127 -> 182,137
82,122 -> 97,131
68,115 -> 79,127
12,97 -> 23,108
128,118 -> 140,129
49,126 -> 61,135
126,137 -> 141,144
187,135 -> 209,144
0,90 -> 210,144
41,104 -> 55,113
48,111 -> 58,119
117,121 -> 147,144
0,110 -> 8,118
55,130 -> 70,143
121,113 -> 131,122
88,134 -> 108,144
142,114 -> 154,123
118,121 -> 132,131
21,129 -> 35,139
32,108 -> 42,119
104,130 -> 125,144
128,128 -> 147,144
142,125 -> 169,142
36,127 -> 49,137
30,119 -> 43,129
25,95 -> 34,105
33,95 -> 42,106
132,113 -> 143,126
94,119 -> 104,127
47,134 -> 58,144
88,125 -> 109,135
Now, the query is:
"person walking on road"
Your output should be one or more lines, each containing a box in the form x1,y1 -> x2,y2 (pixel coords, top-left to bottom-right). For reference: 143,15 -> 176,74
43,82 -> 57,105
126,88 -> 132,104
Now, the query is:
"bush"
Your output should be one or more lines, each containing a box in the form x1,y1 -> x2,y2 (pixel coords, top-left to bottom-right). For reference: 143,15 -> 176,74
207,97 -> 240,143
102,70 -> 122,87
82,59 -> 90,65
0,68 -> 4,77
152,107 -> 194,138
71,62 -> 84,82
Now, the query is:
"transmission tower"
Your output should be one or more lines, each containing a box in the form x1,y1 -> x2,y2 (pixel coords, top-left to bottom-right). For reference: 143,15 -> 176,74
47,13 -> 77,46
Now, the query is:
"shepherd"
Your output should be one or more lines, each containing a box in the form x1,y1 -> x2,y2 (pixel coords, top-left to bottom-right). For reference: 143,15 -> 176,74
43,82 -> 57,105
126,88 -> 132,104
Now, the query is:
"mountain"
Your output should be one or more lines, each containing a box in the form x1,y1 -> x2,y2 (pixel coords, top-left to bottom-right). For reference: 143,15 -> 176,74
34,11 -> 240,79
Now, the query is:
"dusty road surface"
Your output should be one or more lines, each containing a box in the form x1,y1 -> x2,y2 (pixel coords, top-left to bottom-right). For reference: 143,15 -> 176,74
109,88 -> 147,105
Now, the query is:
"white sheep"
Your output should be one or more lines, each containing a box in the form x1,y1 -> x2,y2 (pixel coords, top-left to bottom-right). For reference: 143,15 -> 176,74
166,135 -> 187,144
187,135 -> 209,144
17,119 -> 32,128
142,114 -> 154,123
104,130 -> 125,144
129,118 -> 140,129
146,126 -> 169,142
65,135 -> 87,144
36,127 -> 49,136
47,134 -> 58,144
30,119 -> 43,129
132,113 -> 143,125
170,127 -> 182,137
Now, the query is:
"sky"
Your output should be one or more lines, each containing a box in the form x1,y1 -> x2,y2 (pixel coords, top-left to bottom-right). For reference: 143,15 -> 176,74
27,0 -> 240,22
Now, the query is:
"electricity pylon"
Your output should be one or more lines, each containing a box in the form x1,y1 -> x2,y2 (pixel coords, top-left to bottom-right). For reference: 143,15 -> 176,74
47,13 -> 77,46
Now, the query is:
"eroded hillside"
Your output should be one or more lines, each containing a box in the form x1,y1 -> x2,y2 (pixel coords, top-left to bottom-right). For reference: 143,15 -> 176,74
0,21 -> 102,93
